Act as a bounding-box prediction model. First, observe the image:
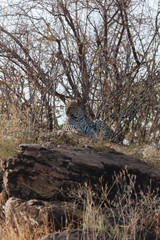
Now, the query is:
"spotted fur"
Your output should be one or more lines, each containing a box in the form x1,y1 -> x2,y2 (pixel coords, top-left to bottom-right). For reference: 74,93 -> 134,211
63,101 -> 118,143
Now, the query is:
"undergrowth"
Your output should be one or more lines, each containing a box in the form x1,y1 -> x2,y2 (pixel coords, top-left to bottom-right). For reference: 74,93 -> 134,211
0,107 -> 39,159
0,170 -> 159,240
72,170 -> 160,240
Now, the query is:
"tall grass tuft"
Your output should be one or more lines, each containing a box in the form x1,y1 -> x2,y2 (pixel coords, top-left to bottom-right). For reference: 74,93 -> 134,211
73,170 -> 160,240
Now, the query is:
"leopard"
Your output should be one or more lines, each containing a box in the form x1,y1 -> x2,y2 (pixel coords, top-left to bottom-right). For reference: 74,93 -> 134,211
63,101 -> 118,143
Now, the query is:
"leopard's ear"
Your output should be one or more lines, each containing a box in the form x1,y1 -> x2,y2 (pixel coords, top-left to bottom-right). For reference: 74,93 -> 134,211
65,99 -> 70,106
65,100 -> 71,115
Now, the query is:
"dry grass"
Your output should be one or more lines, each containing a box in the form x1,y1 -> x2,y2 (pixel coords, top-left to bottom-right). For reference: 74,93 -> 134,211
0,170 -> 159,240
0,221 -> 49,240
71,169 -> 160,240
0,106 -> 39,159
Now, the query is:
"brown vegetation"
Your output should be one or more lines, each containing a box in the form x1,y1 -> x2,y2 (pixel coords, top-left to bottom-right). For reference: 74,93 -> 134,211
0,0 -> 159,144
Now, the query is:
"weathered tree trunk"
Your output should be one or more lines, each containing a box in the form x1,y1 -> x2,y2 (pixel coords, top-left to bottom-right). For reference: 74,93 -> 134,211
1,143 -> 160,202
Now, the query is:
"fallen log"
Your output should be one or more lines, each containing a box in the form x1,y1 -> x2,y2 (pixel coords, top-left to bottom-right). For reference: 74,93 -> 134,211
1,143 -> 159,202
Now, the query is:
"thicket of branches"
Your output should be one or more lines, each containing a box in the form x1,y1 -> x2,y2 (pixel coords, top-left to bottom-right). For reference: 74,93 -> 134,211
0,0 -> 159,144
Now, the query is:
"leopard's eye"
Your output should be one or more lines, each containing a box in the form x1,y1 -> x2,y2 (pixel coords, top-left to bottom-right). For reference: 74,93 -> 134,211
69,110 -> 78,118
70,113 -> 76,117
